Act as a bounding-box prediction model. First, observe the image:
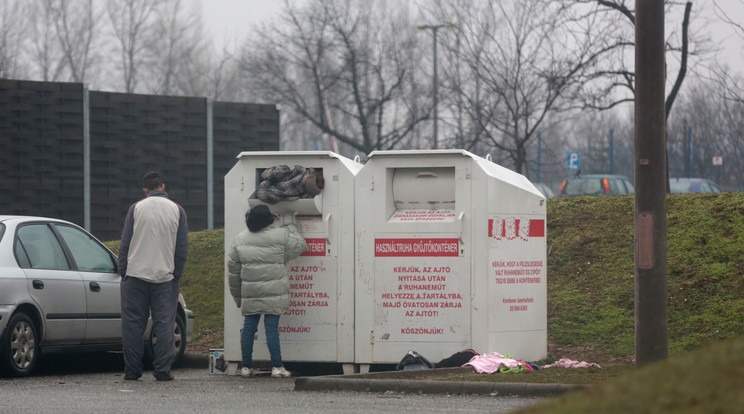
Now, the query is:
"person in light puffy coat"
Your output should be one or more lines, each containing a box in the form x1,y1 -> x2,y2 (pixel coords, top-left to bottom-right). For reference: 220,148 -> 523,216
227,205 -> 307,378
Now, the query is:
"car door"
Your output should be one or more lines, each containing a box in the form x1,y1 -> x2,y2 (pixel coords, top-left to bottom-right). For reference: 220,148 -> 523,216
15,223 -> 86,345
53,224 -> 122,343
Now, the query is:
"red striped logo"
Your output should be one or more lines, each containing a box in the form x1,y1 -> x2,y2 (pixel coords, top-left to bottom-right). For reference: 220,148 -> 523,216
488,218 -> 545,241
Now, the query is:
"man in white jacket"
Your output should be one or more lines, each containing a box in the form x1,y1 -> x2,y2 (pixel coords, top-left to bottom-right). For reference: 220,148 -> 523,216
119,171 -> 189,381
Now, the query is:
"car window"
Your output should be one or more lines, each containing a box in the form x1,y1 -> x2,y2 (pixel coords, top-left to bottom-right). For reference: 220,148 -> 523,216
670,182 -> 691,193
619,178 -> 633,194
625,180 -> 634,193
54,224 -> 117,273
610,178 -> 625,194
564,179 -> 601,195
16,224 -> 70,270
0,223 -> 5,241
583,179 -> 602,194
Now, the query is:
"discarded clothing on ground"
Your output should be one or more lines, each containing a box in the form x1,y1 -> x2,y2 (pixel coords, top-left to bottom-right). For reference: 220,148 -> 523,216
256,165 -> 324,204
521,361 -> 540,371
541,358 -> 601,369
464,352 -> 532,374
435,349 -> 479,368
396,350 -> 434,371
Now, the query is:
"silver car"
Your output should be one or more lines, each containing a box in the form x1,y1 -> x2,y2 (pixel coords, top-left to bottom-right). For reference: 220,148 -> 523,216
0,215 -> 194,377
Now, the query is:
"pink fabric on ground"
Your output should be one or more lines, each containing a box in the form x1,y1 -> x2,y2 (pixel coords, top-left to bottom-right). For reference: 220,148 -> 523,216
541,358 -> 601,369
464,352 -> 522,374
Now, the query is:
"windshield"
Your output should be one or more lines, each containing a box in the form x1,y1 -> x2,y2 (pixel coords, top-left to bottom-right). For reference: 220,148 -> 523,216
563,179 -> 602,195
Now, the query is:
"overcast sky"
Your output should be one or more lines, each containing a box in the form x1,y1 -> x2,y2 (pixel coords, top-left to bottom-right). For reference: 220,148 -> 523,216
708,0 -> 744,69
201,0 -> 285,49
200,0 -> 744,69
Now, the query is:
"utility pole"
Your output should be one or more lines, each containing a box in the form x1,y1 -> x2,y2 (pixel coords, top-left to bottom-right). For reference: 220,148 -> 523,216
686,126 -> 692,179
417,23 -> 455,149
609,128 -> 614,174
634,0 -> 668,367
537,131 -> 542,183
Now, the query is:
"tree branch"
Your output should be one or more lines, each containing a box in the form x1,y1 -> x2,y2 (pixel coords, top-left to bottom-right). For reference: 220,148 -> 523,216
665,1 -> 692,120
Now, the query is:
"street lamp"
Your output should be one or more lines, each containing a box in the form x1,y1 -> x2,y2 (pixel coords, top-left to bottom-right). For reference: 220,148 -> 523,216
417,23 -> 456,149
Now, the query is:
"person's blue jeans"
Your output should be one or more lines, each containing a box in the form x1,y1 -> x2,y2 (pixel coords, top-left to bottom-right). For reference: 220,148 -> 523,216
241,314 -> 282,368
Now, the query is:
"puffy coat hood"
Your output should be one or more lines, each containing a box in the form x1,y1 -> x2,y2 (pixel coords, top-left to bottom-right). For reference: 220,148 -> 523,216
227,216 -> 307,315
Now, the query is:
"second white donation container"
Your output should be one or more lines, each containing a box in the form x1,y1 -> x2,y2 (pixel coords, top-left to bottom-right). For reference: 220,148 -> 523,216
354,150 -> 547,370
224,151 -> 362,373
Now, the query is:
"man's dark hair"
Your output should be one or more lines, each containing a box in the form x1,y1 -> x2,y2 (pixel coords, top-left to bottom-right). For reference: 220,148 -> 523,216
142,171 -> 164,190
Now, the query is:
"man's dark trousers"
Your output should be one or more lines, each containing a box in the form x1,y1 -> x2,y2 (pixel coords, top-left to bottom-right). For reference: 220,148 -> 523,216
121,276 -> 180,379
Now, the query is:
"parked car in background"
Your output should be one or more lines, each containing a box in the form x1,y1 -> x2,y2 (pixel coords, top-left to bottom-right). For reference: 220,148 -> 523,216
558,174 -> 634,197
532,182 -> 556,198
669,178 -> 723,193
0,215 -> 194,377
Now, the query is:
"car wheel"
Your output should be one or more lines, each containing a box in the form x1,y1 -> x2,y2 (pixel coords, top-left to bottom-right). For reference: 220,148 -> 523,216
172,313 -> 187,366
145,313 -> 187,367
1,313 -> 39,377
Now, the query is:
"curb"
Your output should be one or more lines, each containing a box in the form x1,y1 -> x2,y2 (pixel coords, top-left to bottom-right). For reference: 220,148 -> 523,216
181,353 -> 589,396
294,376 -> 589,396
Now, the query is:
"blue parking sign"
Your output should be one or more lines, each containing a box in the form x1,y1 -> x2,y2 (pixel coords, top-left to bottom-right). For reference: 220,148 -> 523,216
567,152 -> 580,170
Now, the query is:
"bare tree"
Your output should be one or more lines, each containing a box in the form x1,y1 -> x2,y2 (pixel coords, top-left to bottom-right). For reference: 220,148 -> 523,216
668,78 -> 744,189
0,0 -> 24,78
106,0 -> 159,93
26,0 -> 67,81
710,0 -> 744,103
4,0 -> 245,100
574,0 -> 698,121
173,44 -> 240,100
106,0 -> 236,99
709,66 -> 744,104
143,0 -> 208,96
203,50 -> 242,101
425,0 -> 619,173
45,0 -> 103,84
240,0 -> 430,154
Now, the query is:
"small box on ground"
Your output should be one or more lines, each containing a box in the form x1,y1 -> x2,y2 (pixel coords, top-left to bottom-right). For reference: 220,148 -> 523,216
209,349 -> 229,374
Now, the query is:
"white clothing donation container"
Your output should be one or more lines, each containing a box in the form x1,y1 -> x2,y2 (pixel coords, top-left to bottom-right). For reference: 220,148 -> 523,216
354,150 -> 547,371
224,151 -> 362,374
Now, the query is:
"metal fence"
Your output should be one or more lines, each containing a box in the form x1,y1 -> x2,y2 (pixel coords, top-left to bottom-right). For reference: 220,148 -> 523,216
0,79 -> 279,241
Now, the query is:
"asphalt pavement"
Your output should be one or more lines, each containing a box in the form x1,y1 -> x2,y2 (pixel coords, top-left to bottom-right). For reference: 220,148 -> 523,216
1,352 -> 548,414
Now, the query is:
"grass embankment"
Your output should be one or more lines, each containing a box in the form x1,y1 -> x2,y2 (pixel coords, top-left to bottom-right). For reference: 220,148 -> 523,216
509,192 -> 744,413
547,193 -> 744,361
105,230 -> 226,352
514,335 -> 744,414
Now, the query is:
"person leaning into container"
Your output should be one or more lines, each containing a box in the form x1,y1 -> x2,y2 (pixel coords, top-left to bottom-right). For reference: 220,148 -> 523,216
227,205 -> 307,378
